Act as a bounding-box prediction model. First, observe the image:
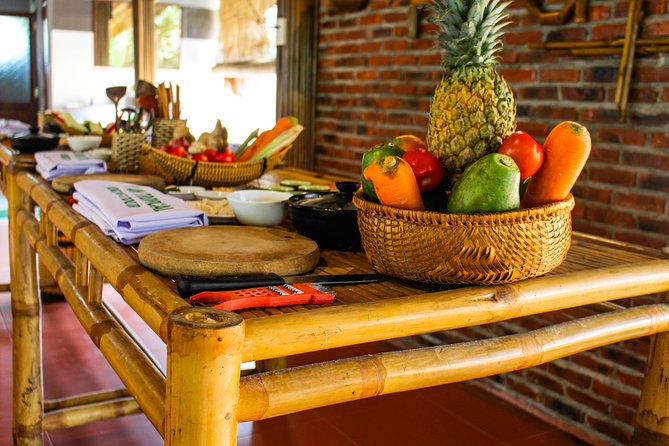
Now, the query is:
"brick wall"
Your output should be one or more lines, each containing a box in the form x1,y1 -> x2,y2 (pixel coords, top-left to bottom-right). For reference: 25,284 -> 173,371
315,0 -> 669,250
315,1 -> 669,444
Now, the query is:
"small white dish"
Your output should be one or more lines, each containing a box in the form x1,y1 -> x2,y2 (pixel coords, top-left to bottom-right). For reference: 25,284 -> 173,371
165,185 -> 206,200
194,190 -> 230,201
227,190 -> 293,226
87,148 -> 112,161
67,135 -> 103,152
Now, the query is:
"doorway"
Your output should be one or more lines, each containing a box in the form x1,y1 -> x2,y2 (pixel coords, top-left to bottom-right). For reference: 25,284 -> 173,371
0,12 -> 38,126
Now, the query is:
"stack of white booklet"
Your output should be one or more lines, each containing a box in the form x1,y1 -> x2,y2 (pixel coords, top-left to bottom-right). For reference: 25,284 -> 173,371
72,180 -> 208,245
35,151 -> 107,180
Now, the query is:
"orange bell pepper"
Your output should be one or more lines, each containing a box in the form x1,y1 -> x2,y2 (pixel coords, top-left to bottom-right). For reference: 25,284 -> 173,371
363,155 -> 424,211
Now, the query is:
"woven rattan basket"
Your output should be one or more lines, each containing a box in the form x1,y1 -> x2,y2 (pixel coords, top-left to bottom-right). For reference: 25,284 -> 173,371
145,145 -> 290,187
151,119 -> 187,148
353,191 -> 575,285
111,133 -> 147,173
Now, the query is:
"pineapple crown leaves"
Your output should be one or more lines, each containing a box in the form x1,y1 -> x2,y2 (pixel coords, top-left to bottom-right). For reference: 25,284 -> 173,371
429,0 -> 512,69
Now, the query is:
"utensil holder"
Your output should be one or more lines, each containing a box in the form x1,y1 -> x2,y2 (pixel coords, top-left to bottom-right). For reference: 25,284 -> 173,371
111,132 -> 147,173
151,119 -> 186,148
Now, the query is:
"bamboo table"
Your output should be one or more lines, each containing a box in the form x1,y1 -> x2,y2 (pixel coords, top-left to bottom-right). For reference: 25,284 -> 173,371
3,144 -> 669,445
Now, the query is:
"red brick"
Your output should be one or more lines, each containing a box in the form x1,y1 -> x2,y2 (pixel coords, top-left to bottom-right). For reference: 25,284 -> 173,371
612,191 -> 666,213
546,27 -> 587,42
638,173 -> 669,193
359,13 -> 382,26
591,23 -> 627,40
610,404 -> 637,426
518,51 -> 559,64
622,150 -> 669,170
571,184 -> 611,203
359,42 -> 382,52
586,205 -> 637,229
382,12 -> 406,23
639,216 -> 669,236
579,108 -> 622,123
525,369 -> 565,395
651,132 -> 669,148
516,121 -> 549,138
391,55 -> 417,65
614,231 -> 667,250
547,361 -> 592,388
383,39 -> 407,52
562,87 -> 605,102
588,5 -> 611,20
629,87 -> 659,103
367,55 -> 390,66
355,70 -> 376,81
565,387 -> 609,414
663,87 -> 669,101
589,147 -> 620,163
589,166 -> 635,187
541,69 -> 580,82
499,68 -> 537,82
519,86 -> 558,100
635,67 -> 669,83
573,220 -> 610,238
645,21 -> 669,37
504,30 -> 543,45
586,414 -> 633,445
596,127 -> 646,145
583,66 -> 618,82
592,379 -> 640,409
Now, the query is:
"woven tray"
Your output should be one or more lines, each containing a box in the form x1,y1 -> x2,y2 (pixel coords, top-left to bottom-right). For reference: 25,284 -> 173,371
353,192 -> 574,285
145,145 -> 290,187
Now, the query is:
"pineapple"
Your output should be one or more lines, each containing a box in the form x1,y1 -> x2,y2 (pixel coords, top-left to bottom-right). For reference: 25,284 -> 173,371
427,0 -> 516,178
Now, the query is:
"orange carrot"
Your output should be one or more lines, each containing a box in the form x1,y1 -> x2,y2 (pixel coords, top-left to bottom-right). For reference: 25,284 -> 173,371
521,121 -> 591,208
238,116 -> 296,162
363,155 -> 424,211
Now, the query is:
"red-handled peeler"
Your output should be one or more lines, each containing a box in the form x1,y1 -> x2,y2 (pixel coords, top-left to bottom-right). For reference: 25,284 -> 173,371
189,283 -> 336,312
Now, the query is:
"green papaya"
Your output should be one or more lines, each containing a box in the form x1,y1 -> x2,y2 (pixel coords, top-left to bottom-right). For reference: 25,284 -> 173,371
361,141 -> 405,201
447,153 -> 520,213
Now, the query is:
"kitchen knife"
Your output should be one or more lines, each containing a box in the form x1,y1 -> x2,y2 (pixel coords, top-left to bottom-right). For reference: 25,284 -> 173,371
177,273 -> 385,297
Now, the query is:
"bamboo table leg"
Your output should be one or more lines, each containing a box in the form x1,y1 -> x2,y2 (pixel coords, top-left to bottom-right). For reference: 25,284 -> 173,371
8,170 -> 44,445
165,308 -> 244,446
634,247 -> 669,445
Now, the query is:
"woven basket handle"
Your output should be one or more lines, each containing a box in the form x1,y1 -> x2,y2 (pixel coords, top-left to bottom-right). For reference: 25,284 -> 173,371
184,160 -> 199,185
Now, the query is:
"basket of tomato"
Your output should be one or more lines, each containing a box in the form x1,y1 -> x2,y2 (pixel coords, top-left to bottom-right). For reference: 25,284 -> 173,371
145,117 -> 303,187
354,121 -> 590,285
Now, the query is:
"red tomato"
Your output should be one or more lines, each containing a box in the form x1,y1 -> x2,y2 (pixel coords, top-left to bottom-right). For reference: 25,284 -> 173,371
401,149 -> 444,192
203,148 -> 219,159
166,146 -> 188,158
192,153 -> 209,162
214,149 -> 237,163
498,131 -> 544,181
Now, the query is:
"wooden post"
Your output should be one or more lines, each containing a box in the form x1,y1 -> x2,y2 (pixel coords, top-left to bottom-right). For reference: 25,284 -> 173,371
8,169 -> 44,445
165,308 -> 244,446
633,247 -> 669,446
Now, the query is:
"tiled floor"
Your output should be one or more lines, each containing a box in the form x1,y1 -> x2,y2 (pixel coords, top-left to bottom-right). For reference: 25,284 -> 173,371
0,217 -> 589,445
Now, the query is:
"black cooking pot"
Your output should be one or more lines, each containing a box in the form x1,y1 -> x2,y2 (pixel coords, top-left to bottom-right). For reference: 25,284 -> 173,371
287,181 -> 362,251
10,127 -> 60,153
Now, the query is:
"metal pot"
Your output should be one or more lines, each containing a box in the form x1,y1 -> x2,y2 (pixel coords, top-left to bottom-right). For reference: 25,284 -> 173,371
286,181 -> 362,251
10,127 -> 60,153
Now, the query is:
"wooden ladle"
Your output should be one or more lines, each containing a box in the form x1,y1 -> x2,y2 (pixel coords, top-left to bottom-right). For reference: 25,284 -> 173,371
106,86 -> 127,132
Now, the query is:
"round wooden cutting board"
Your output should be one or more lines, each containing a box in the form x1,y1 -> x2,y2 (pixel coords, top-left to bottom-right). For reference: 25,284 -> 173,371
52,173 -> 166,194
137,226 -> 320,277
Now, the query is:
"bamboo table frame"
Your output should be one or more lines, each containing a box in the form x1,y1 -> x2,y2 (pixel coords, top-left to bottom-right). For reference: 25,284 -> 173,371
3,144 -> 669,445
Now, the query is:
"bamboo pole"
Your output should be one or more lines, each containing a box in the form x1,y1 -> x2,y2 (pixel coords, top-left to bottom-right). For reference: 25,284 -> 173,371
44,388 -> 130,412
8,170 -> 44,446
238,304 -> 669,421
633,248 -> 669,446
16,171 -> 189,341
42,397 -> 140,431
617,0 -> 643,120
87,265 -> 104,305
242,260 -> 669,361
165,308 -> 244,446
16,209 -> 166,435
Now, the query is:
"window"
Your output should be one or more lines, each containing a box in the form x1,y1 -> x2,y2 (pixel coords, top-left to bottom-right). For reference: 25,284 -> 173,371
93,0 -> 182,69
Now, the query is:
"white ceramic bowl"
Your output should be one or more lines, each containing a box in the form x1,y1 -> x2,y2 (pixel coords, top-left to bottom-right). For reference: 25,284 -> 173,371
227,190 -> 293,226
165,185 -> 206,200
194,190 -> 230,201
67,135 -> 103,152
